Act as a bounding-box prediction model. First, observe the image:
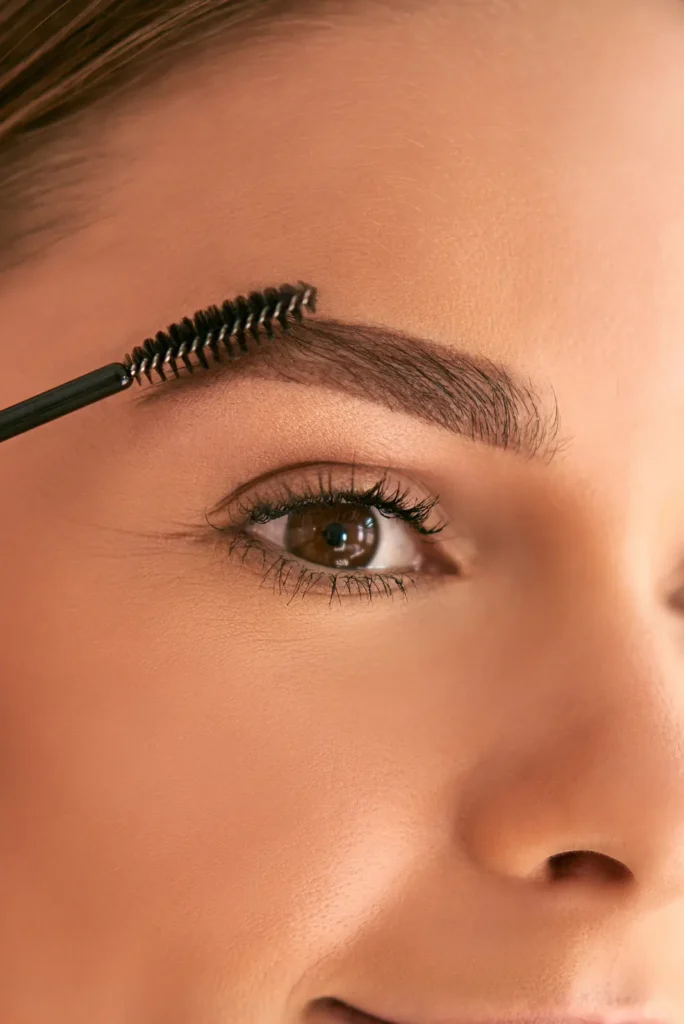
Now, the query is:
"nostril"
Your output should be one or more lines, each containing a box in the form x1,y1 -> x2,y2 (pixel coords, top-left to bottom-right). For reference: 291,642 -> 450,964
547,850 -> 633,884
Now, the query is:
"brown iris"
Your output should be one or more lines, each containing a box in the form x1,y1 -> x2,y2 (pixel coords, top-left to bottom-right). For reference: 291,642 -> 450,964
284,502 -> 380,569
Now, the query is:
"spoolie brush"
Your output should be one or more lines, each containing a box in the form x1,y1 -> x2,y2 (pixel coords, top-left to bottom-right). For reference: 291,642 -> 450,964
0,281 -> 317,443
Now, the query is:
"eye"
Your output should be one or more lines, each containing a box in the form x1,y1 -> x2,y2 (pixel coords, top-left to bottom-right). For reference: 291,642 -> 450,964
247,500 -> 424,572
204,462 -> 463,603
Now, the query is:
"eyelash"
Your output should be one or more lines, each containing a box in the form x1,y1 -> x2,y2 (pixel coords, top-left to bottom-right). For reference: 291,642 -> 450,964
206,467 -> 452,605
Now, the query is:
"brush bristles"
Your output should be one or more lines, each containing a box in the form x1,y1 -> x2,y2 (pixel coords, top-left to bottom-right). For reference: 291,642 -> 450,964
123,281 -> 317,385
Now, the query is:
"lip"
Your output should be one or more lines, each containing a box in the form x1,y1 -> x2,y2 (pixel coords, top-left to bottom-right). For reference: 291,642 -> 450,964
315,1000 -> 670,1024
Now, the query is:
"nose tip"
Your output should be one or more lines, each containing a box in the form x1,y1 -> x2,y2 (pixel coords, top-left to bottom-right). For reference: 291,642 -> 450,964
456,716 -> 684,910
452,559 -> 684,910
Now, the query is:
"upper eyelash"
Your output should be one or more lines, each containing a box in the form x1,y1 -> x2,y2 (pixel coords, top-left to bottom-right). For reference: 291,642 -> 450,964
233,467 -> 447,537
124,282 -> 316,385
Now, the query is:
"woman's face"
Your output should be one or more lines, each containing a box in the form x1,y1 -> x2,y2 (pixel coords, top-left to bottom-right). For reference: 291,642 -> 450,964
3,0 -> 684,1019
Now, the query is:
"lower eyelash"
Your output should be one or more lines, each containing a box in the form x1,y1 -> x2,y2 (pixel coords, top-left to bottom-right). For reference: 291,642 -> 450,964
225,531 -> 419,605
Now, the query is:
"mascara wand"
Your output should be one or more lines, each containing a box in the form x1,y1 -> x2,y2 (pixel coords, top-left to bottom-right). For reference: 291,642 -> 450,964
0,281 -> 317,443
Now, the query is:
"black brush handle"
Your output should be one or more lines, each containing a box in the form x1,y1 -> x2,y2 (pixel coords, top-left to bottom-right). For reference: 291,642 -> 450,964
0,363 -> 134,442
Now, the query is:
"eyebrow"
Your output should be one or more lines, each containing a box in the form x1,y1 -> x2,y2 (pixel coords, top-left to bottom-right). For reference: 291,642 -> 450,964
134,316 -> 566,462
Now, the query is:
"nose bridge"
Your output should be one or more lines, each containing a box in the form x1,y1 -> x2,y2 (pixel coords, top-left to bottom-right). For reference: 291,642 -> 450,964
459,577 -> 684,906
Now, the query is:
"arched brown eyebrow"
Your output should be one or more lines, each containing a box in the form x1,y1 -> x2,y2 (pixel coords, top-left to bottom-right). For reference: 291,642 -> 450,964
134,316 -> 567,462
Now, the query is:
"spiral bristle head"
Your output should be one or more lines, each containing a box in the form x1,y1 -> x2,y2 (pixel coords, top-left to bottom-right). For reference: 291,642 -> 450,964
124,281 -> 317,385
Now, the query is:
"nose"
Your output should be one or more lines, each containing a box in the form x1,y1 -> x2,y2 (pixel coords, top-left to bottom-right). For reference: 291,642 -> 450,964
457,588 -> 684,908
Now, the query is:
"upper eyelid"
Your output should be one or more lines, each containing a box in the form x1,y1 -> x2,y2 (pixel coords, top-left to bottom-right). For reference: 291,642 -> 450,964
212,465 -> 446,536
208,461 -> 380,516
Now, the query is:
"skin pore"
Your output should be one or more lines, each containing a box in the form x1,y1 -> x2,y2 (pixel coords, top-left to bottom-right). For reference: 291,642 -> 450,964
3,0 -> 684,1019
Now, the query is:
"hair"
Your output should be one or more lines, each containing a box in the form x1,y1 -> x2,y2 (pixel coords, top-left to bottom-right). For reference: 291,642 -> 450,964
0,0 -> 329,272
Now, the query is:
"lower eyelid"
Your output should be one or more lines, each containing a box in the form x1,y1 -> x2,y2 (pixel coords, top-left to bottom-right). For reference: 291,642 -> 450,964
225,530 -> 422,601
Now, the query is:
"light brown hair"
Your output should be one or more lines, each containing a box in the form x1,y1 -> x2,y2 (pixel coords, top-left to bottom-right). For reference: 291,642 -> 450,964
0,0 -> 319,271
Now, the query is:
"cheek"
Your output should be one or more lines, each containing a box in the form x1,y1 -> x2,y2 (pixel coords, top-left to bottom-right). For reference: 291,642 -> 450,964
0,515 -> 439,976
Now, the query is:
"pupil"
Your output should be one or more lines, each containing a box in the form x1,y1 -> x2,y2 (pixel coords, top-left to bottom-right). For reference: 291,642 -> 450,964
323,522 -> 348,548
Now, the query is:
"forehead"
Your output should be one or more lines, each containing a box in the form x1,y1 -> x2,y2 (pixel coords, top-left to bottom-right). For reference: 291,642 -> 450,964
4,0 -> 684,479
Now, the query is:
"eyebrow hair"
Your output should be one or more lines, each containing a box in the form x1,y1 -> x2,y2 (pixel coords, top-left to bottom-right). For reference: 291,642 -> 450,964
134,316 -> 567,462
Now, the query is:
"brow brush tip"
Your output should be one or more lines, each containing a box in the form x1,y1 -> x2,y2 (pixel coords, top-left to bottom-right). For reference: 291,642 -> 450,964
125,281 -> 317,386
0,282 -> 318,442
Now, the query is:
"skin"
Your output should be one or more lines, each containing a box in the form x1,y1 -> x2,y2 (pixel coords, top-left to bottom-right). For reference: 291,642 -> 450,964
2,0 -> 684,1020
